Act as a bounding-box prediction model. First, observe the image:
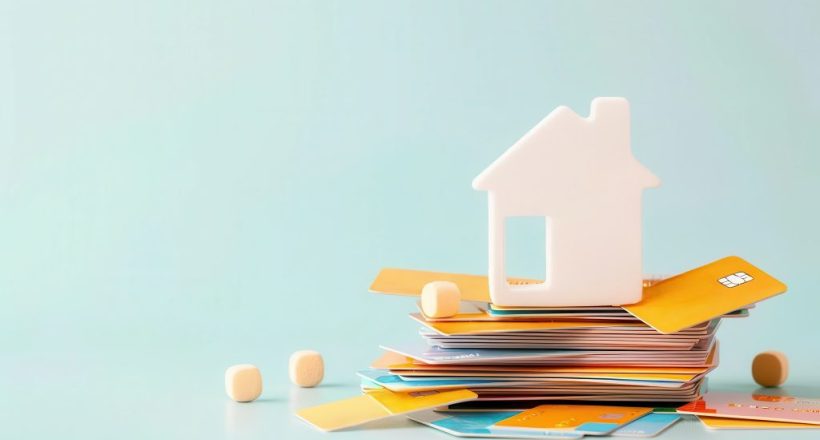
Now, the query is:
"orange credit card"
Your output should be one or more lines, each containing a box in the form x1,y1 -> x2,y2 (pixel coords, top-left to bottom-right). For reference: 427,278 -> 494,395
493,404 -> 652,435
410,312 -> 642,335
624,256 -> 786,334
699,416 -> 819,430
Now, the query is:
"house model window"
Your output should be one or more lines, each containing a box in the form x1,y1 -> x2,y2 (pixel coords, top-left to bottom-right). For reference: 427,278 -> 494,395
473,97 -> 660,307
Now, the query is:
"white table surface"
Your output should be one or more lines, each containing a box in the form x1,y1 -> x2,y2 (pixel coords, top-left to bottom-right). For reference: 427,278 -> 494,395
3,348 -> 818,439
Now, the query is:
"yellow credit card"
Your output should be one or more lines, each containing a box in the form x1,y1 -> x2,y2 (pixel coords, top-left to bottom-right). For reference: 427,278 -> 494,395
410,313 -> 642,335
370,268 -> 659,303
494,404 -> 652,434
296,388 -> 476,432
366,388 -> 476,413
624,256 -> 786,334
699,416 -> 820,430
369,268 -> 536,302
370,351 -> 412,369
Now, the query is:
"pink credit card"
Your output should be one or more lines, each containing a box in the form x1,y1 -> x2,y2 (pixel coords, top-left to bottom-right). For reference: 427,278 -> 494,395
677,392 -> 820,425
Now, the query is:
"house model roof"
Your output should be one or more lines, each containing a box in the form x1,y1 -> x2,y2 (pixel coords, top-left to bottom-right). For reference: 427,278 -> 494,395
473,97 -> 660,195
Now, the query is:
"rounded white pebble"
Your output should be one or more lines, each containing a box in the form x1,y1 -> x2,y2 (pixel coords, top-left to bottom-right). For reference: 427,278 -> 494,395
421,281 -> 461,318
289,350 -> 324,388
225,364 -> 262,402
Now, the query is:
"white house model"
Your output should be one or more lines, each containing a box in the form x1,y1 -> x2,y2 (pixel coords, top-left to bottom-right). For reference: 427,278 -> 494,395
473,97 -> 660,307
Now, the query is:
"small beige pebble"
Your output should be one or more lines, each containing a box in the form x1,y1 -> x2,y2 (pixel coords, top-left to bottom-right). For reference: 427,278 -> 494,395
752,351 -> 789,387
421,281 -> 461,318
289,350 -> 324,387
225,364 -> 262,402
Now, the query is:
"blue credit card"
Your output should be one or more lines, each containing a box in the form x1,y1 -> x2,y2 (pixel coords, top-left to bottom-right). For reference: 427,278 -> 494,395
409,410 -> 583,439
611,413 -> 681,437
357,369 -> 524,392
381,343 -> 578,364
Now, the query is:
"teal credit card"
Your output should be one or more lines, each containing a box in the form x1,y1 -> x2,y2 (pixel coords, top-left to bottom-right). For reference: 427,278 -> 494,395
357,369 -> 527,392
408,410 -> 583,439
612,413 -> 681,437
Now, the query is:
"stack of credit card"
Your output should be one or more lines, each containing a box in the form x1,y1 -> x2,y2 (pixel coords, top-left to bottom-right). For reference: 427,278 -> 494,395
369,322 -> 718,404
366,256 -> 785,409
296,256 -> 787,435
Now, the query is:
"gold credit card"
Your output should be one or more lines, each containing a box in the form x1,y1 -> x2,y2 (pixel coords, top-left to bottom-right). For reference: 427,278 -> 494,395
369,268 -> 536,302
296,388 -> 476,431
624,256 -> 786,334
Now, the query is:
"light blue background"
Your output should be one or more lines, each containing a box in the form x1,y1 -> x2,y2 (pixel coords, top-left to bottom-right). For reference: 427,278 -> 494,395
2,1 -> 819,438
